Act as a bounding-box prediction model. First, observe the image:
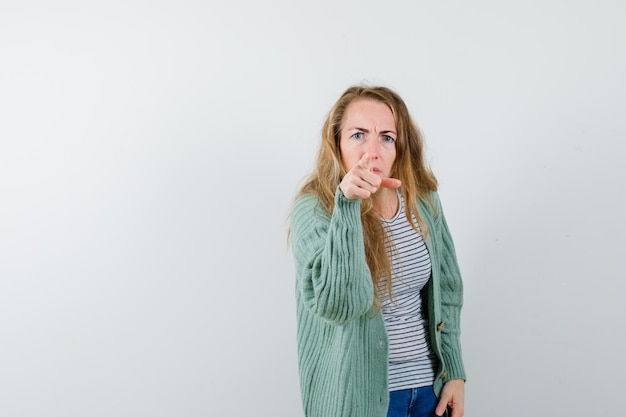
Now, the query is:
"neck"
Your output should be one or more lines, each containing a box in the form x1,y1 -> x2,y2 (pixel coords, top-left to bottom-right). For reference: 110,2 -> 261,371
373,188 -> 399,219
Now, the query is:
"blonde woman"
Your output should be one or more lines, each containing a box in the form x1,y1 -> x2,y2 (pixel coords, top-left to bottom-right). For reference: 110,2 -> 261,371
289,85 -> 466,417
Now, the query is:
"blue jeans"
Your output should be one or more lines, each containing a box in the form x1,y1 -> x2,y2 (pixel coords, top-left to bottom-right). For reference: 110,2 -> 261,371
386,386 -> 445,417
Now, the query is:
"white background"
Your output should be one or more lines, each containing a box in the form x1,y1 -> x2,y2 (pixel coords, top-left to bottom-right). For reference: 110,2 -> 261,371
1,1 -> 625,416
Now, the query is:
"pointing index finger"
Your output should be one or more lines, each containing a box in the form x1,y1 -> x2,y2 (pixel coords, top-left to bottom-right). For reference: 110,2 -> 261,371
357,152 -> 372,170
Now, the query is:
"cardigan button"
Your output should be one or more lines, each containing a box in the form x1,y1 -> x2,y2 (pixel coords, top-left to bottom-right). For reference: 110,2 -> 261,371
439,370 -> 448,379
437,321 -> 445,331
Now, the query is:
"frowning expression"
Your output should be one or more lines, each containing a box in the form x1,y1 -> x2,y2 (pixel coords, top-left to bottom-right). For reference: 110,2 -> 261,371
339,99 -> 397,178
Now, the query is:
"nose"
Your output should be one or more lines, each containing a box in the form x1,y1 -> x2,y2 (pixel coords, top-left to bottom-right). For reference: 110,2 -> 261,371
366,137 -> 381,158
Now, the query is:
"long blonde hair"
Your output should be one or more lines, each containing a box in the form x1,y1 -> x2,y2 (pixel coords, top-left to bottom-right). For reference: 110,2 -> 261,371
295,85 -> 438,305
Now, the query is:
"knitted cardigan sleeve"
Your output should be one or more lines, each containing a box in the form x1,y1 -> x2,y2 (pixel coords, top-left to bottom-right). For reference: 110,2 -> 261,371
429,192 -> 466,383
290,190 -> 375,325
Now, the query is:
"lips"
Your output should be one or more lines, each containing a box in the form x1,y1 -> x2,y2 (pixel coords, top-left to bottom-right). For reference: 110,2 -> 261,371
371,167 -> 382,175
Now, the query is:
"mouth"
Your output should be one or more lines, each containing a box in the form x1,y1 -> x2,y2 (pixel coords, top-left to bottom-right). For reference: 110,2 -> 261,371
371,167 -> 382,175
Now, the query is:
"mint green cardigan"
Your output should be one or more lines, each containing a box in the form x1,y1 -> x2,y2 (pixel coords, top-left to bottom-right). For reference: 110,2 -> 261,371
290,189 -> 466,417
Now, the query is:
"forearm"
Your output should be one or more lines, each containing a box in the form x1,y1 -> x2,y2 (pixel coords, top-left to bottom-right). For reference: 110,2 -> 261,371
291,190 -> 375,324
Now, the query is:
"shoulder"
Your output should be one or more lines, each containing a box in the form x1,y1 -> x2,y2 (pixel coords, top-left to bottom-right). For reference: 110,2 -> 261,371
418,190 -> 442,220
293,193 -> 321,209
291,193 -> 327,221
290,193 -> 330,236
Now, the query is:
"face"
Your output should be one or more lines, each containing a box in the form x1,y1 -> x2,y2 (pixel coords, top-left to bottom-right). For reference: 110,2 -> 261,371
339,99 -> 397,178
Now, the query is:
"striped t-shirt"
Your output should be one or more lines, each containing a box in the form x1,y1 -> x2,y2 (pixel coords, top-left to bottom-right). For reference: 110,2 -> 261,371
380,192 -> 437,391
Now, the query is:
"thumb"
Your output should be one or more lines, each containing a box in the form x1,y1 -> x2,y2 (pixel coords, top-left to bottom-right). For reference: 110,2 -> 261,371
380,177 -> 401,188
435,394 -> 450,417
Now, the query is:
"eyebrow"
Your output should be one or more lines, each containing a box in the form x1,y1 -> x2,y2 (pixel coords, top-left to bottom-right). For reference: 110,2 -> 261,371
349,127 -> 397,135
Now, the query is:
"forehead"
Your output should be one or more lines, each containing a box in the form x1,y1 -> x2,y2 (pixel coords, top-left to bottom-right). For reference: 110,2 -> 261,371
342,99 -> 395,129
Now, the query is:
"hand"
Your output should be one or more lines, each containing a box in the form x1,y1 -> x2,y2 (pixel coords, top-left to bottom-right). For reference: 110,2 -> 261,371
339,153 -> 401,200
435,379 -> 465,417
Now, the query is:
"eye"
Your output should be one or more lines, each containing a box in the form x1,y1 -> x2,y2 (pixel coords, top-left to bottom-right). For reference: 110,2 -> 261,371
351,132 -> 364,140
382,135 -> 395,143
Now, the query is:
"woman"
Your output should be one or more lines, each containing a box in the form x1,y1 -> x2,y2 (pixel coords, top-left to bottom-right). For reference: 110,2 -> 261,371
289,85 -> 466,417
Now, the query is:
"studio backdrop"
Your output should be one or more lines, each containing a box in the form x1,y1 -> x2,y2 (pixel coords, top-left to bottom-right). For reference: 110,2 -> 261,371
1,1 -> 624,416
